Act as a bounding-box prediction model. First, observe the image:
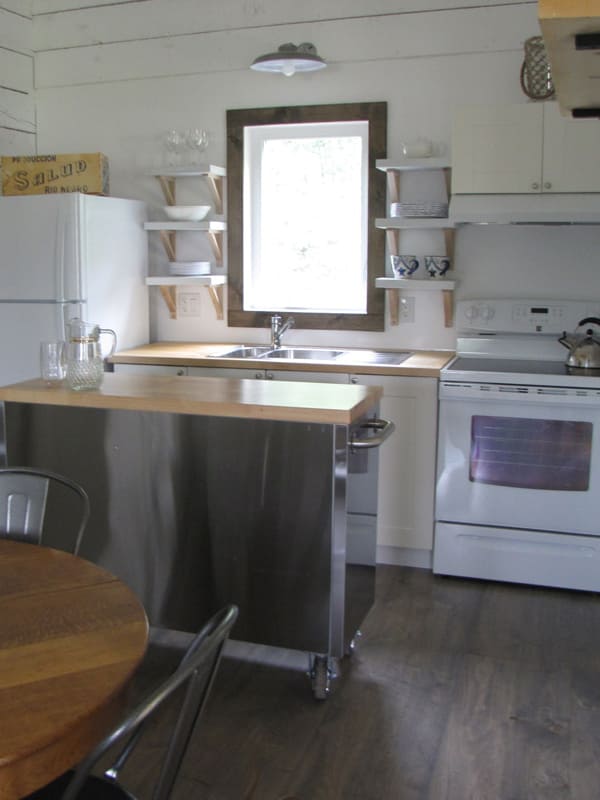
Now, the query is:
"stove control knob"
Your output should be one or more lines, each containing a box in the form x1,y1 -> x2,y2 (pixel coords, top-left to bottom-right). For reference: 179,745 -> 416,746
479,304 -> 495,322
464,304 -> 479,321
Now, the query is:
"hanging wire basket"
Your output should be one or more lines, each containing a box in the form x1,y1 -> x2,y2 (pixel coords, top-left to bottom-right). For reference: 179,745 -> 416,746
520,36 -> 555,100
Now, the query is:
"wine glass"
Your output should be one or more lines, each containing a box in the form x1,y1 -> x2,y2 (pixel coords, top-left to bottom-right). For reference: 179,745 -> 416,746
163,129 -> 184,167
186,128 -> 209,164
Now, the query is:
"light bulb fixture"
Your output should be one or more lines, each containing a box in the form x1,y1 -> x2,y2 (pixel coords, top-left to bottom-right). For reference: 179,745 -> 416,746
250,42 -> 327,77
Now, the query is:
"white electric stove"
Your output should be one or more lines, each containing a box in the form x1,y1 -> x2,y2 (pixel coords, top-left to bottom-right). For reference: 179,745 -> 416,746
435,299 -> 600,592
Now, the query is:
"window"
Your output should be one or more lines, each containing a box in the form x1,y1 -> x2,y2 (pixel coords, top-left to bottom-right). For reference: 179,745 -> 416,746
244,121 -> 367,314
227,102 -> 387,331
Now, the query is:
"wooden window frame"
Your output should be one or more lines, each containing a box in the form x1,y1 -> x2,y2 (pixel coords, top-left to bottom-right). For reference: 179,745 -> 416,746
226,101 -> 387,331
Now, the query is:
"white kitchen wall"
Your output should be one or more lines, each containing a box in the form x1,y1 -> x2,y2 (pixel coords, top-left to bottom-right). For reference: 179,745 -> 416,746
0,2 -> 35,155
25,0 -> 600,350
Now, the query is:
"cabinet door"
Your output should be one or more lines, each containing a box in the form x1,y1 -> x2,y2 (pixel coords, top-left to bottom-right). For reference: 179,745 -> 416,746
350,374 -> 437,555
452,104 -> 543,194
113,364 -> 187,376
542,103 -> 600,192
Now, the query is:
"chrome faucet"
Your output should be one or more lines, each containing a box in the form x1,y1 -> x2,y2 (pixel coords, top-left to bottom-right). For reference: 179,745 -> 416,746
270,314 -> 294,349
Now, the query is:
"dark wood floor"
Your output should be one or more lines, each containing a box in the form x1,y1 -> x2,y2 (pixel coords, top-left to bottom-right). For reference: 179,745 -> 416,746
123,566 -> 600,799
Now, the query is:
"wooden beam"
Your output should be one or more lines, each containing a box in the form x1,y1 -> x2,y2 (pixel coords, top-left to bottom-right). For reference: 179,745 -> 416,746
539,0 -> 600,113
539,1 -> 600,20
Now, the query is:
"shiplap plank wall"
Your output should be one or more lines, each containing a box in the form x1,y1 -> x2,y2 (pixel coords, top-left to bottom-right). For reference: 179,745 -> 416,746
32,0 -> 536,51
27,0 -> 544,347
32,0 -> 138,11
0,3 -> 35,154
33,4 -> 539,88
2,1 -> 31,14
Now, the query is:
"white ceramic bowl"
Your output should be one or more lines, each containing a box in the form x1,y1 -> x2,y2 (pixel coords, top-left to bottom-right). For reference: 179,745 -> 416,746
163,205 -> 210,222
168,261 -> 211,275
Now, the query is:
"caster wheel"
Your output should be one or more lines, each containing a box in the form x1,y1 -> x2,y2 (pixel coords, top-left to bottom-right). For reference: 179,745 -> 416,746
308,654 -> 339,700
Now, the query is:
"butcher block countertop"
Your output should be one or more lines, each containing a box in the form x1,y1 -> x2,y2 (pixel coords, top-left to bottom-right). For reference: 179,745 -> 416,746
111,342 -> 454,376
0,374 -> 382,425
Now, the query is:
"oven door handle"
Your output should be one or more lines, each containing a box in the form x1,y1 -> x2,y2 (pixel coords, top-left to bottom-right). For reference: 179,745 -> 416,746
350,418 -> 395,452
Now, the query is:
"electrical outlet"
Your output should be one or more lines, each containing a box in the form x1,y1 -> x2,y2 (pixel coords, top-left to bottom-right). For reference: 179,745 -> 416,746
399,296 -> 415,323
177,291 -> 203,317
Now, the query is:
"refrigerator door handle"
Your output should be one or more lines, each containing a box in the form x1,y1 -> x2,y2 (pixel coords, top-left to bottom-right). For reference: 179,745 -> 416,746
54,201 -> 66,302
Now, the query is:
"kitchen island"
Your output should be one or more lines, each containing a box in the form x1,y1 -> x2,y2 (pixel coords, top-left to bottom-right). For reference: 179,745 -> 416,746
110,344 -> 455,567
0,374 -> 386,698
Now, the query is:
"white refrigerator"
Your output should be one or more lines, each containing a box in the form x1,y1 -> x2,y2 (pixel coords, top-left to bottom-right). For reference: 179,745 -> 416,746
0,193 -> 149,385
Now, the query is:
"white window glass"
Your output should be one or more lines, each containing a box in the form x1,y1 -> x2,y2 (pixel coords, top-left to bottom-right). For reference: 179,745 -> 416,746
243,121 -> 368,314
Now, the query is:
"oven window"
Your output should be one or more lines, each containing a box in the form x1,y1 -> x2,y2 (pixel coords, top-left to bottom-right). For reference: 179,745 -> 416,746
470,416 -> 592,491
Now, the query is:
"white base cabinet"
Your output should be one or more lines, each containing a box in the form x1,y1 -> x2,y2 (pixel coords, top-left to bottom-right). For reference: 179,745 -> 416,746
350,374 -> 437,565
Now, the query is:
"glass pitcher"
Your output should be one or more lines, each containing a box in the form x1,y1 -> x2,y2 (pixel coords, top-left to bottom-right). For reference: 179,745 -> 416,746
66,318 -> 117,391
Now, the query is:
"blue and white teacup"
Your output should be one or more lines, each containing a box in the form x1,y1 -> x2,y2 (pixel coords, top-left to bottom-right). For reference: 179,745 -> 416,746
390,254 -> 419,278
424,255 -> 451,278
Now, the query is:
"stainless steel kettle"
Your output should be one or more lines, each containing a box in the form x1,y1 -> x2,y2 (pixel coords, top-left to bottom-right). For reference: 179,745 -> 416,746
558,317 -> 600,369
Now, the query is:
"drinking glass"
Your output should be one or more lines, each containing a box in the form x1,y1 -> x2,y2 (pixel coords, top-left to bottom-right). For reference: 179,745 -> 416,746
40,341 -> 66,385
163,129 -> 184,167
186,128 -> 209,163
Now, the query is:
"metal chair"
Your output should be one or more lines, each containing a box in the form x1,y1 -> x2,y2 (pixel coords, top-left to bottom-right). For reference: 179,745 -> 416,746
25,604 -> 239,800
0,466 -> 90,555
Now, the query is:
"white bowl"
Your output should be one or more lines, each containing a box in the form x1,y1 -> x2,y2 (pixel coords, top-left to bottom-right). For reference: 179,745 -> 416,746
163,205 -> 210,222
168,261 -> 211,275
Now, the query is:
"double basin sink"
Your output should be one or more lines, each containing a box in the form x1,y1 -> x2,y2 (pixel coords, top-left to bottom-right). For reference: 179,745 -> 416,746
209,346 -> 413,366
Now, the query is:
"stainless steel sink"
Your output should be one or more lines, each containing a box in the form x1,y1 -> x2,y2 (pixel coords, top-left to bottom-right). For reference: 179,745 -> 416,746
263,348 -> 343,361
335,350 -> 413,366
209,346 -> 413,365
209,346 -> 274,359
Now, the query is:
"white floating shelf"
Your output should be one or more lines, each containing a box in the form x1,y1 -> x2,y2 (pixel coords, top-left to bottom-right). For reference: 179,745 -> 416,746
147,165 -> 226,178
144,220 -> 226,232
146,275 -> 226,287
376,217 -> 453,230
376,158 -> 450,172
376,277 -> 455,291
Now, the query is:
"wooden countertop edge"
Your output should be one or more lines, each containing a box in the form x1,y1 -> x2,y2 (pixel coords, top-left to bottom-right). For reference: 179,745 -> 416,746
110,344 -> 455,376
0,375 -> 383,426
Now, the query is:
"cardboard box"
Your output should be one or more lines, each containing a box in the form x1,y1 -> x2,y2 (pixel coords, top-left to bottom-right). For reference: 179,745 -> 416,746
0,153 -> 109,196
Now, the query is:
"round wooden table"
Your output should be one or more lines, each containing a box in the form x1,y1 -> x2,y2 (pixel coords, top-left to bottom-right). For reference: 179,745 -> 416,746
0,539 -> 149,799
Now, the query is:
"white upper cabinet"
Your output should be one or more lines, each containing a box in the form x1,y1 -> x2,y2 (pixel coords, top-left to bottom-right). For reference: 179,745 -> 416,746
542,103 -> 600,192
452,102 -> 600,194
452,104 -> 543,194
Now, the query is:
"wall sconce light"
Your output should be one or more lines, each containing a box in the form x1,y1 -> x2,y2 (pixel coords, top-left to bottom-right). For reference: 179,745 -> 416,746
250,43 -> 327,77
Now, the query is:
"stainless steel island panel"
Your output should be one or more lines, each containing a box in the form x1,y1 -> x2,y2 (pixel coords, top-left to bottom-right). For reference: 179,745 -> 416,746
3,403 -> 377,660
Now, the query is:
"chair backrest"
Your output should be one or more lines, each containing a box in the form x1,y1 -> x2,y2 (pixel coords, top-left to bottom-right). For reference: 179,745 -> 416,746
61,604 -> 239,800
0,467 -> 90,555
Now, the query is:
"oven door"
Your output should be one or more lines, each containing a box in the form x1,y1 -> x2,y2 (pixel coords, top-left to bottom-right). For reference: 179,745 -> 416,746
436,381 -> 600,536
